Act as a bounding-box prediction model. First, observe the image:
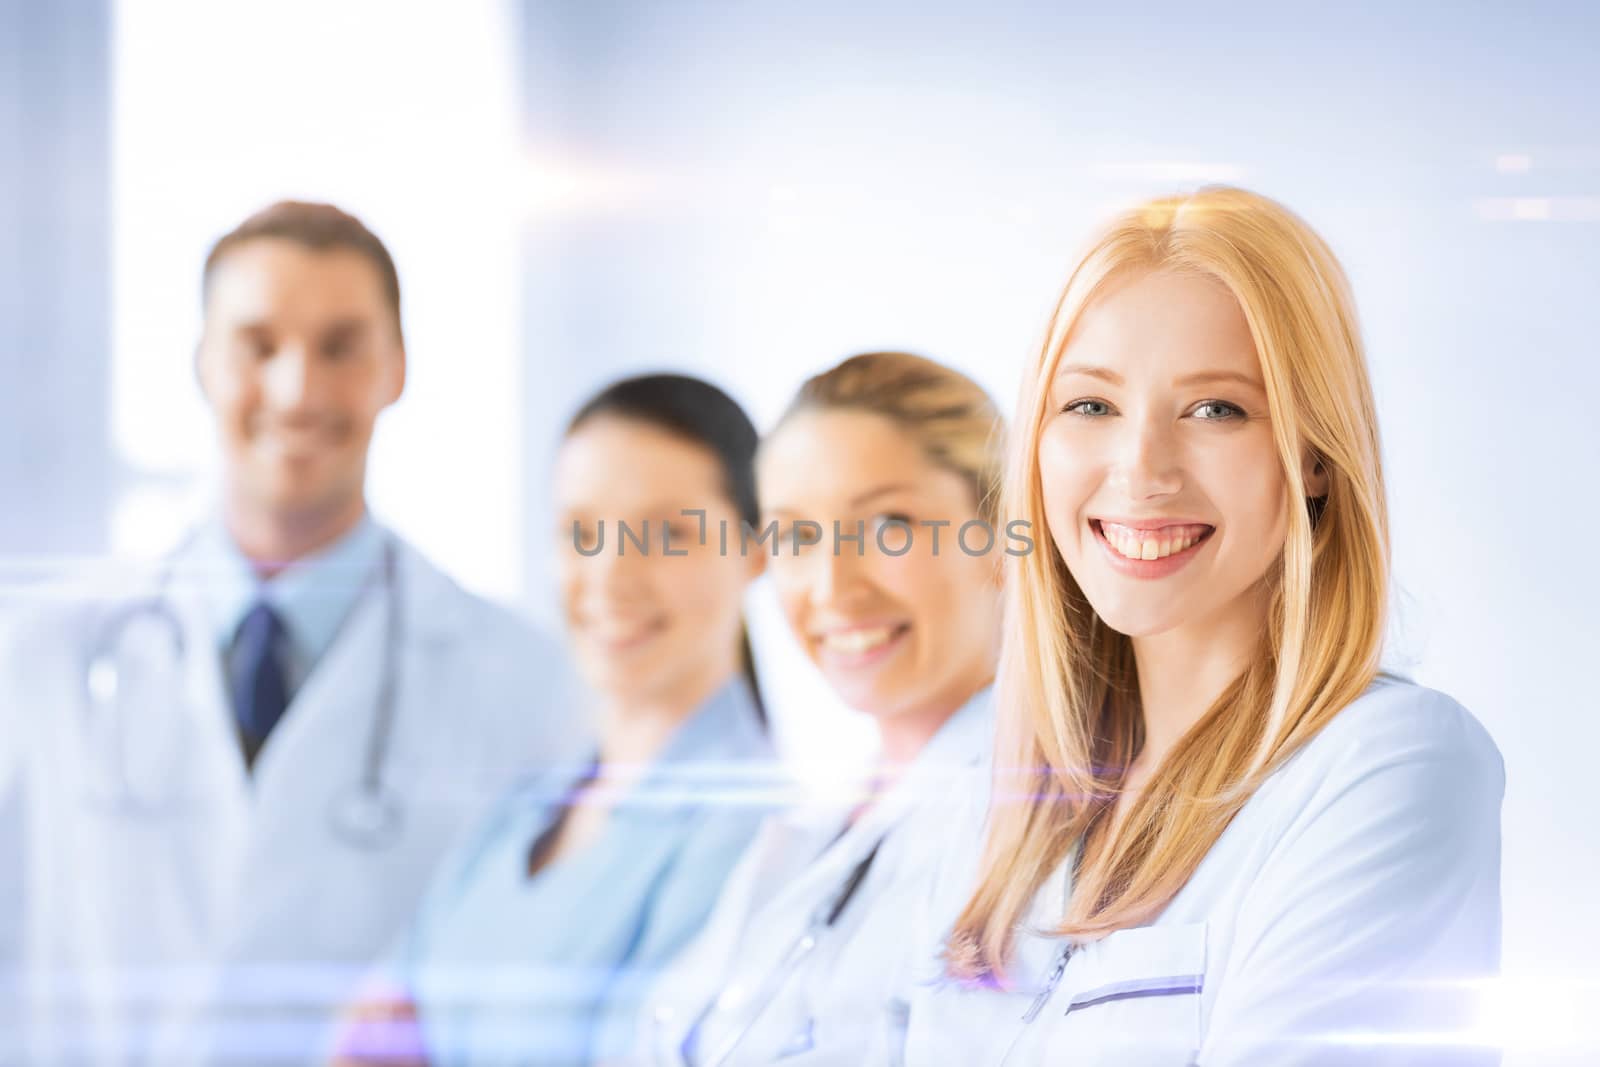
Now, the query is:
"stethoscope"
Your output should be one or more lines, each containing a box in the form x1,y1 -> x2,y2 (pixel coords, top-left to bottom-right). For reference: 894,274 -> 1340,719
80,533 -> 407,850
675,835 -> 887,1067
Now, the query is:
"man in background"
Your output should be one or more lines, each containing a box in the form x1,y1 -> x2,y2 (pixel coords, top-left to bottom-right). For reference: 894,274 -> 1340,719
0,201 -> 586,1065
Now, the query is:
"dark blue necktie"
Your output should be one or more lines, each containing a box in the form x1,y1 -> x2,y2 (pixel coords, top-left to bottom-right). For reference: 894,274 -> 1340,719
232,601 -> 289,766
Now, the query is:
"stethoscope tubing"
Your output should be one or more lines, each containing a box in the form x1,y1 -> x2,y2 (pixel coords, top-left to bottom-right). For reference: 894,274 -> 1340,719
684,837 -> 887,1067
78,529 -> 406,848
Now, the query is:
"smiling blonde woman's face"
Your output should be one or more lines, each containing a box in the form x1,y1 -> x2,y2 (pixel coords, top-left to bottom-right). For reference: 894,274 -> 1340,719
759,409 -> 1000,728
1039,269 -> 1326,640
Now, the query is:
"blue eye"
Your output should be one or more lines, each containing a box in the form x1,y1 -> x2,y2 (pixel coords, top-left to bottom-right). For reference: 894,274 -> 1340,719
1062,399 -> 1112,417
1192,401 -> 1245,421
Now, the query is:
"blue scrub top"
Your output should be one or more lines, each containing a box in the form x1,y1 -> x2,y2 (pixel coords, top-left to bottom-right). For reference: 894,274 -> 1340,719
392,679 -> 775,1066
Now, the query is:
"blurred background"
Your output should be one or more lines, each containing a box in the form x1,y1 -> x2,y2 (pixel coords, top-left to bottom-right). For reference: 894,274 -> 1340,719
3,1 -> 1597,1061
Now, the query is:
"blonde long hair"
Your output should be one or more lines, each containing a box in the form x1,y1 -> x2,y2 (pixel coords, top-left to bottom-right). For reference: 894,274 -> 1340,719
947,187 -> 1389,978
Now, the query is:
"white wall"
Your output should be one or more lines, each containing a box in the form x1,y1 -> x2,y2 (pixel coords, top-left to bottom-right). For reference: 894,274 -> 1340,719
515,2 -> 1600,1061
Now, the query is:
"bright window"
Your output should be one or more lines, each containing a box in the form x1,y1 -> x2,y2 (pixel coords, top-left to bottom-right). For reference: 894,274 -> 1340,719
110,0 -> 527,601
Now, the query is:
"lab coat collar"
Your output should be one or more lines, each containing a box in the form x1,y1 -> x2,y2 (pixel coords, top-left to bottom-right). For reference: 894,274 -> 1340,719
745,685 -> 997,912
191,513 -> 385,674
176,517 -> 471,649
387,534 -> 473,642
910,684 -> 995,772
724,686 -> 1000,968
1005,842 -> 1081,992
848,684 -> 996,837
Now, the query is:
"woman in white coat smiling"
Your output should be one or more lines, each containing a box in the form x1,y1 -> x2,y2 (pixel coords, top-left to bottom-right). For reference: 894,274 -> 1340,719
639,352 -> 1007,1066
902,187 -> 1504,1066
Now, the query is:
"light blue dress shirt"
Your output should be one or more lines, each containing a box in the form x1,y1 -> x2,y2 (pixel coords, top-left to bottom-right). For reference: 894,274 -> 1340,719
393,679 -> 778,1066
193,514 -> 387,694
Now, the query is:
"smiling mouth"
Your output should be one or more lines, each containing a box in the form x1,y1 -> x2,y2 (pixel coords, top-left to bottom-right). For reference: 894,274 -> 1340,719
255,425 -> 340,455
587,619 -> 667,652
1093,520 -> 1215,561
817,624 -> 911,656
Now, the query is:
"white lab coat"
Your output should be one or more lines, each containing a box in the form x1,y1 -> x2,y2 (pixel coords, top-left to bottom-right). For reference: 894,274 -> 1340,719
899,678 -> 1505,1067
639,688 -> 994,1067
0,530 -> 588,1067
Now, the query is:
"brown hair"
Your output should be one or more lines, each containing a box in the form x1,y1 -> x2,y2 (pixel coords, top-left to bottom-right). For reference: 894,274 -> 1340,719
202,201 -> 403,339
776,351 -> 1004,526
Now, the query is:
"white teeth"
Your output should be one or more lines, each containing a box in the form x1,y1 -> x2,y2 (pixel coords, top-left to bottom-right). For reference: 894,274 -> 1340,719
597,630 -> 650,645
821,627 -> 897,655
589,621 -> 658,646
1099,522 -> 1209,562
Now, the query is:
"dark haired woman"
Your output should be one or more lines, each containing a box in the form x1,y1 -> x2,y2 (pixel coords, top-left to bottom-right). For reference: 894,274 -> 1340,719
330,374 -> 777,1066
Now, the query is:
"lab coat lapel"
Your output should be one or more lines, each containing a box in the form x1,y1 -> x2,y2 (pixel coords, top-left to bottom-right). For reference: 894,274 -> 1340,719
245,577 -> 386,800
393,536 -> 470,642
246,538 -> 461,802
159,527 -> 467,797
1011,850 -> 1076,990
132,548 -> 254,952
727,791 -> 854,922
653,810 -> 842,1054
873,689 -> 994,829
164,541 -> 251,809
740,690 -> 997,953
743,814 -> 847,919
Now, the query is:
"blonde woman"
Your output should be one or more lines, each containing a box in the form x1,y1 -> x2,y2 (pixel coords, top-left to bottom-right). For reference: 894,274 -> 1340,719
904,189 -> 1503,1065
640,353 -> 1006,1066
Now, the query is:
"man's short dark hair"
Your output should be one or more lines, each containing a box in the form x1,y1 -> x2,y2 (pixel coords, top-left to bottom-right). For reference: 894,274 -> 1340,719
202,201 -> 403,338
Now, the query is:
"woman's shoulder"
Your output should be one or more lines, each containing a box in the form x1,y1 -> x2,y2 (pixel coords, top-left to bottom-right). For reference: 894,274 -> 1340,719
1309,675 -> 1499,765
1265,675 -> 1504,815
